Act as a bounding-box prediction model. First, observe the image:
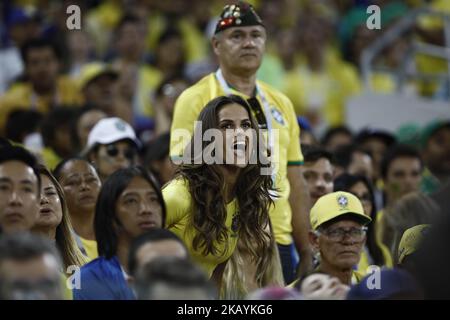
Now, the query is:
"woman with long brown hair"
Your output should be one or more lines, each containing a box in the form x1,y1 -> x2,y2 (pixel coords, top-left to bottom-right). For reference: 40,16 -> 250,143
163,95 -> 282,297
32,165 -> 87,270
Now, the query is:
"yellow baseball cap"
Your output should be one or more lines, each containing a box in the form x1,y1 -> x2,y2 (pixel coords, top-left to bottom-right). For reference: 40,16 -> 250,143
310,192 -> 371,230
397,224 -> 430,264
78,62 -> 119,90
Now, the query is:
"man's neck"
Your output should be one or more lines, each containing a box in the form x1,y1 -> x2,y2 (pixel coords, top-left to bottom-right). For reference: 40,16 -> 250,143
318,263 -> 354,286
70,210 -> 96,240
220,67 -> 257,97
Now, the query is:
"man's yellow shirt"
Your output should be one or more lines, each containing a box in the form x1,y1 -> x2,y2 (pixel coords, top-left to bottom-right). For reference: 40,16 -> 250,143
0,76 -> 82,131
169,73 -> 304,245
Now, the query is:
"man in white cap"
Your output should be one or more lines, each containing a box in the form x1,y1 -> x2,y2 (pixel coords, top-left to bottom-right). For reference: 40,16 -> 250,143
83,117 -> 140,181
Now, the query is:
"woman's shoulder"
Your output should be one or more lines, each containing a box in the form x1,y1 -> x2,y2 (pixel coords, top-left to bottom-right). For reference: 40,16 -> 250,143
163,177 -> 190,195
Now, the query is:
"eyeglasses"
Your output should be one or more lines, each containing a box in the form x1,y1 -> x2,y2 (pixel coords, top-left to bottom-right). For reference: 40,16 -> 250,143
105,144 -> 136,160
317,226 -> 368,242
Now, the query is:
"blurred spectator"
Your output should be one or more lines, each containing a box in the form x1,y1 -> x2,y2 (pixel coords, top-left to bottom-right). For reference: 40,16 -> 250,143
128,228 -> 188,278
134,257 -> 216,300
382,192 -> 440,259
53,158 -> 101,261
301,145 -> 334,205
355,128 -> 397,184
67,30 -> 95,78
152,75 -> 190,137
297,116 -> 318,147
143,133 -> 176,186
83,117 -> 141,182
420,119 -> 450,194
346,268 -> 423,300
380,144 -> 423,208
73,167 -> 165,300
77,62 -> 120,118
333,145 -> 373,181
0,145 -> 40,235
334,174 -> 393,274
0,38 -> 81,133
40,107 -> 78,169
284,12 -> 360,132
306,192 -> 371,285
111,14 -> 153,129
0,232 -> 65,300
5,109 -> 43,145
0,6 -> 41,94
71,107 -> 107,154
376,145 -> 424,249
321,126 -> 353,153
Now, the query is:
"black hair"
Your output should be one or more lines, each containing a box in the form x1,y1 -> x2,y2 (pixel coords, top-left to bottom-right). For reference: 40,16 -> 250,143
155,74 -> 189,98
134,256 -> 216,300
380,144 -> 423,179
144,133 -> 170,163
95,166 -> 166,259
333,173 -> 385,266
40,107 -> 78,156
115,13 -> 141,34
20,38 -> 62,64
0,232 -> 61,265
69,106 -> 106,152
5,110 -> 43,143
333,145 -> 372,170
302,144 -> 334,163
143,133 -> 170,183
0,145 -> 41,195
128,228 -> 187,276
321,126 -> 353,147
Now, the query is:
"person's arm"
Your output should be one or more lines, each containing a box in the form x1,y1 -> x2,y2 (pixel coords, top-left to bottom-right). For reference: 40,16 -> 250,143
287,165 -> 313,278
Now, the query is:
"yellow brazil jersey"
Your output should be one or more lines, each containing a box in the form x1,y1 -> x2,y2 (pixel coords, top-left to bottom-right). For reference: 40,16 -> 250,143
0,76 -> 82,132
79,237 -> 98,261
163,178 -> 239,278
283,53 -> 361,126
169,73 -> 304,246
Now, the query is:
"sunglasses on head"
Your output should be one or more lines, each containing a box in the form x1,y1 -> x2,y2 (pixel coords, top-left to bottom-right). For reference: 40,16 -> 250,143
105,144 -> 136,160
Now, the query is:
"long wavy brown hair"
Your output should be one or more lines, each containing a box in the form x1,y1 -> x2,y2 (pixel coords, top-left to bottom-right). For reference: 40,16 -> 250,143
36,165 -> 87,270
177,95 -> 276,285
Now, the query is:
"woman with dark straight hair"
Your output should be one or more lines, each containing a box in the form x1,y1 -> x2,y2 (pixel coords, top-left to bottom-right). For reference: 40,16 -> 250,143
334,173 -> 393,272
164,95 -> 283,298
73,166 -> 166,300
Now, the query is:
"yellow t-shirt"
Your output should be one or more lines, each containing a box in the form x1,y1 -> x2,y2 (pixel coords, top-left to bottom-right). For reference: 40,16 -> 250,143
79,237 -> 98,261
163,178 -> 239,277
283,55 -> 361,126
357,243 -> 393,275
169,73 -> 304,245
0,76 -> 82,131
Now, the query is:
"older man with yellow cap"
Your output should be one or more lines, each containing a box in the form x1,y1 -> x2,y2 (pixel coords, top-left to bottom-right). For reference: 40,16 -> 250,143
308,191 -> 372,285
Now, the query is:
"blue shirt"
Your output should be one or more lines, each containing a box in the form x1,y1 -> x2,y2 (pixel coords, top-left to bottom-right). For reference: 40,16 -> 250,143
73,256 -> 135,300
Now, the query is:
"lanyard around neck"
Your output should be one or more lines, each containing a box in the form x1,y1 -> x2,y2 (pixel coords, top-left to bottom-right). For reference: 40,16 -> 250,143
215,69 -> 274,151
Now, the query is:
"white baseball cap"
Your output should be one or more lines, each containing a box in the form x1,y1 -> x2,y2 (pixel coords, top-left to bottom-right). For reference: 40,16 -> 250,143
83,117 -> 140,156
